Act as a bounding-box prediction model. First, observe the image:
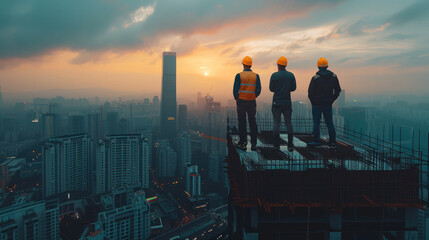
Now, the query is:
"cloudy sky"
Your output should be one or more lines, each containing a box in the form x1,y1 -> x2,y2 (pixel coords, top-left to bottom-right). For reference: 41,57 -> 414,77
0,0 -> 428,101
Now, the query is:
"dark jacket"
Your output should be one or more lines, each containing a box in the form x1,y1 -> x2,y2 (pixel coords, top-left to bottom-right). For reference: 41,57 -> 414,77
233,69 -> 261,100
308,69 -> 341,106
269,69 -> 296,106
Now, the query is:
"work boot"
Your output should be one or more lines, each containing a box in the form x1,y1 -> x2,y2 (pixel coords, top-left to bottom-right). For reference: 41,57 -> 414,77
287,135 -> 294,152
235,141 -> 247,151
273,133 -> 280,150
329,142 -> 337,149
251,144 -> 257,151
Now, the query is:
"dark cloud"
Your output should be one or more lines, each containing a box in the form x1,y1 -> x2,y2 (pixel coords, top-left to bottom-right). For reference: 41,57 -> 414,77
387,0 -> 429,26
0,0 -> 344,60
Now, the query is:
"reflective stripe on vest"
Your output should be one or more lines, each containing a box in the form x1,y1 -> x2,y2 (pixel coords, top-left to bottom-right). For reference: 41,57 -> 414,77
238,71 -> 257,100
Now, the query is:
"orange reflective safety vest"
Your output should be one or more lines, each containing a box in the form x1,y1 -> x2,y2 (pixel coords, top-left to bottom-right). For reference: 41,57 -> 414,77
238,71 -> 257,101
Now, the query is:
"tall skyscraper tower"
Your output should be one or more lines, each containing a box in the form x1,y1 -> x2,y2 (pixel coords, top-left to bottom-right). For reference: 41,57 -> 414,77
42,133 -> 89,198
160,52 -> 177,140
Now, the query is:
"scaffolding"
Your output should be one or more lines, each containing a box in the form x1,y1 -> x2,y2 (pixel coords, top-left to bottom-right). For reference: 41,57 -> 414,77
225,117 -> 428,212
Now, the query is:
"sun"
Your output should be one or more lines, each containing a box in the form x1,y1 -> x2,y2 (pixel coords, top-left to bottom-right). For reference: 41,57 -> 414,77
204,72 -> 208,76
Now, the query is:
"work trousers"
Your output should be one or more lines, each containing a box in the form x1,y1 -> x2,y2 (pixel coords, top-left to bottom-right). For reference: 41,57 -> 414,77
312,105 -> 336,143
236,99 -> 258,145
272,104 -> 294,147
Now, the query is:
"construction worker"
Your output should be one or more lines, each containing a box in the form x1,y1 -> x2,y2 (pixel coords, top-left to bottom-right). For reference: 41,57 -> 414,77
307,57 -> 341,148
269,56 -> 296,152
233,56 -> 261,151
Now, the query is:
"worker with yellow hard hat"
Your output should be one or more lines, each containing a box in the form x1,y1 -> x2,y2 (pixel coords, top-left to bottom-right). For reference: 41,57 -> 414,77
307,57 -> 342,149
269,56 -> 296,152
233,56 -> 261,151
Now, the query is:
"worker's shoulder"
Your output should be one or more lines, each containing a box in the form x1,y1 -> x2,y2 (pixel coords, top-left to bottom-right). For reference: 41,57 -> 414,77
274,70 -> 294,78
312,74 -> 320,79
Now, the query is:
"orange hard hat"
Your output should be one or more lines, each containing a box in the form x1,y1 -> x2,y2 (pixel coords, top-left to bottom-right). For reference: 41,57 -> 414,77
277,56 -> 288,66
317,57 -> 328,67
242,56 -> 252,66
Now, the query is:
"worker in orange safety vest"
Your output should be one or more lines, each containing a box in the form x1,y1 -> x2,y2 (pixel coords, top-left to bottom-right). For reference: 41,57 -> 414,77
233,56 -> 261,151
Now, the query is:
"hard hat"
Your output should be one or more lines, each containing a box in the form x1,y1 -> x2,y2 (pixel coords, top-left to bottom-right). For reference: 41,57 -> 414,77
317,57 -> 328,67
242,56 -> 252,66
277,56 -> 288,66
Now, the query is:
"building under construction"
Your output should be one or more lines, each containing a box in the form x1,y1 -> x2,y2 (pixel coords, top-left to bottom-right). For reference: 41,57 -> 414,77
226,118 -> 428,240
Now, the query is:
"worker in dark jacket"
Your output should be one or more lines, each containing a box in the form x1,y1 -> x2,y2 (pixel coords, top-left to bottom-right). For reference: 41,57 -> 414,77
269,56 -> 296,151
233,56 -> 261,151
308,57 -> 341,148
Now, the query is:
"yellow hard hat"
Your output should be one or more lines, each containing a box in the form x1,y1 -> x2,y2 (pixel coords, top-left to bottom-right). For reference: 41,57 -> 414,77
317,57 -> 328,67
242,56 -> 252,66
277,56 -> 288,66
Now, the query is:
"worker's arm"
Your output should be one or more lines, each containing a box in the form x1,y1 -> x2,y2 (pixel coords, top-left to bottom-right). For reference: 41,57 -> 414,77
308,77 -> 315,103
233,73 -> 241,100
332,74 -> 341,103
290,73 -> 297,92
269,73 -> 276,92
255,74 -> 261,97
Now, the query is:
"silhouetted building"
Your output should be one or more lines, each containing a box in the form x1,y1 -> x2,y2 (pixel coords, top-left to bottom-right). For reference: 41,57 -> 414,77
178,104 -> 187,132
101,134 -> 150,192
69,115 -> 85,134
197,92 -> 205,112
177,131 -> 191,177
152,96 -> 160,110
0,198 -> 59,240
96,188 -> 150,240
105,112 -> 118,135
156,140 -> 177,177
208,154 -> 222,183
42,133 -> 89,198
160,52 -> 176,140
186,165 -> 201,197
41,113 -> 58,138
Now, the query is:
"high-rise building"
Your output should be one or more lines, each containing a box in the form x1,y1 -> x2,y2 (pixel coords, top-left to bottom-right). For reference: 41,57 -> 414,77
102,134 -> 150,191
178,104 -> 187,132
156,140 -> 177,177
152,96 -> 160,110
160,52 -> 177,140
97,188 -> 150,240
88,113 -> 102,195
186,165 -> 201,197
177,131 -> 191,177
208,154 -> 222,183
41,113 -> 59,138
0,196 -> 59,240
69,115 -> 85,134
105,112 -> 118,135
94,139 -> 107,195
197,92 -> 205,112
42,133 -> 89,198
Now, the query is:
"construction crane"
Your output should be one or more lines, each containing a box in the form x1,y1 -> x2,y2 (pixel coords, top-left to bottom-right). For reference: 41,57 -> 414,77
200,133 -> 227,143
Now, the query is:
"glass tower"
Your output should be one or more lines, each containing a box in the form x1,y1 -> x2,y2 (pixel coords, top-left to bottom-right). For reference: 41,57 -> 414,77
160,52 -> 177,140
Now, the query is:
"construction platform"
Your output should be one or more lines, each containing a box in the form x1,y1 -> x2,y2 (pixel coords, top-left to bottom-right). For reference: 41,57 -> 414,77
225,119 -> 428,240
